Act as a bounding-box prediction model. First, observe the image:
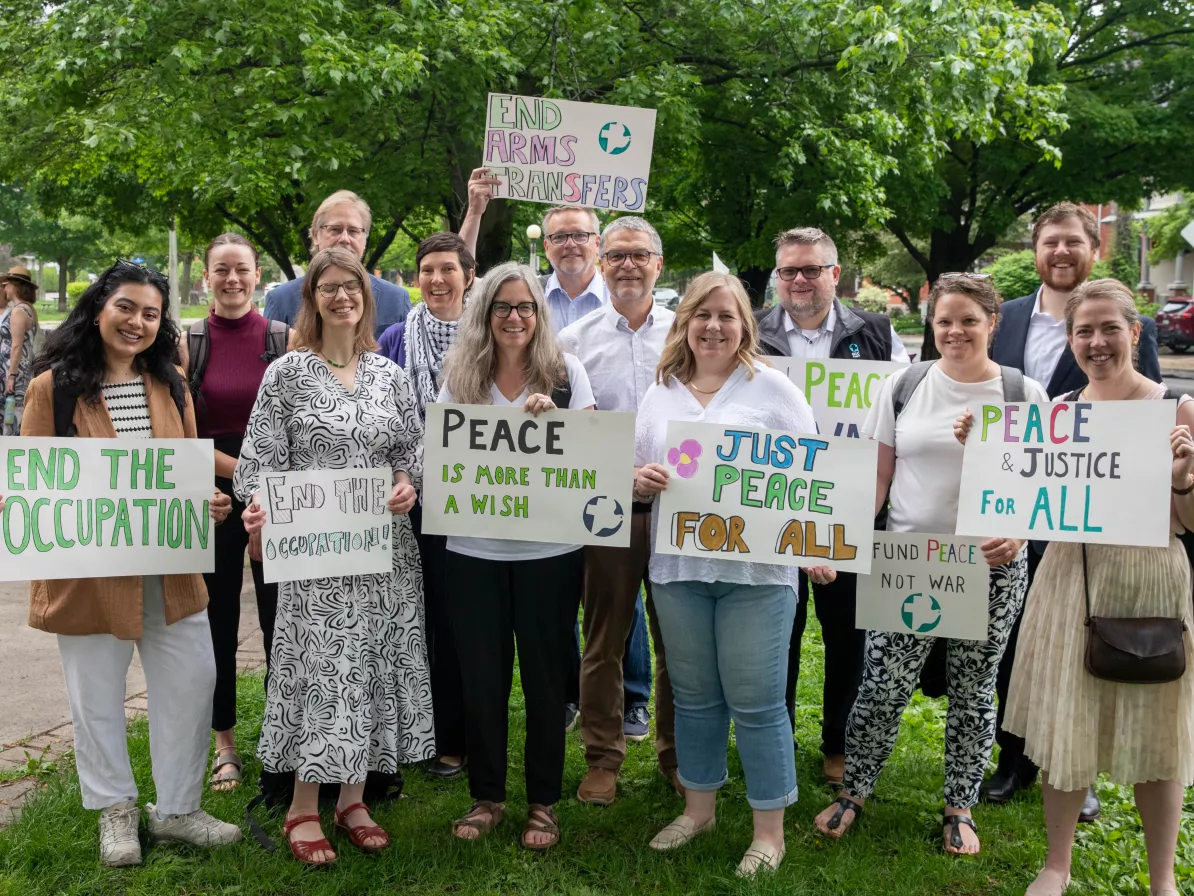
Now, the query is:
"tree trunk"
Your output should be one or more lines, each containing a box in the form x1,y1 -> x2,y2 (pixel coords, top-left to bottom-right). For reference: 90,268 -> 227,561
739,265 -> 771,308
57,254 -> 70,313
181,253 -> 193,305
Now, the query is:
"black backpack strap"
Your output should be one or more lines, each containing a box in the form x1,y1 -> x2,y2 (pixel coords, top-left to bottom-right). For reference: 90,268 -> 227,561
998,365 -> 1026,402
550,368 -> 572,410
244,794 -> 279,853
51,367 -> 79,438
891,360 -> 935,418
186,318 -> 208,394
263,319 -> 289,363
1062,387 -> 1083,402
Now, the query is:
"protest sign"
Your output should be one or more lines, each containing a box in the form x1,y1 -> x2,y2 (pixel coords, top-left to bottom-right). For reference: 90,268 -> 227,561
483,93 -> 656,212
0,437 -> 214,581
653,421 -> 878,573
774,358 -> 907,439
857,533 -> 991,641
261,468 -> 393,583
422,405 -> 636,547
955,400 -> 1172,547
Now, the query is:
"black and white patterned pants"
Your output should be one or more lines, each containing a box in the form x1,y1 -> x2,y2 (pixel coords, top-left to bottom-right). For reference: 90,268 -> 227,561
843,555 -> 1028,808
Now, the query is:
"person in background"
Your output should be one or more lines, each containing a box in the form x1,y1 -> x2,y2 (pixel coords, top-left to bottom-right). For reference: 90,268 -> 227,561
263,190 -> 412,341
237,247 -> 433,866
2,260 -> 237,867
985,202 -> 1163,820
438,262 -> 595,852
0,265 -> 41,436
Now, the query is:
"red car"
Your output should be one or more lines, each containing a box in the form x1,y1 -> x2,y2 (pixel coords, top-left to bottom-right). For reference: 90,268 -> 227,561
1156,298 -> 1194,353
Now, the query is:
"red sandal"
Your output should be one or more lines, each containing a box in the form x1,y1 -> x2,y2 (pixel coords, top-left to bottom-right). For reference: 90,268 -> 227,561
334,802 -> 390,853
282,813 -> 337,867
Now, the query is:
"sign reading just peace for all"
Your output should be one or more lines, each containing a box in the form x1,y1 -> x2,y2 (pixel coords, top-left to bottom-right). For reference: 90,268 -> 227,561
774,358 -> 908,440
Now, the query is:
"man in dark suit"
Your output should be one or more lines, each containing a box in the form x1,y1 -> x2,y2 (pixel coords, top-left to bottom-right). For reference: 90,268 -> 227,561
986,202 -> 1162,820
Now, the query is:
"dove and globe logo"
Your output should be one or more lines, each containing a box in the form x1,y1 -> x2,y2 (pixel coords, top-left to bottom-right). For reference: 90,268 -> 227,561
598,121 -> 633,155
901,592 -> 942,634
583,496 -> 625,538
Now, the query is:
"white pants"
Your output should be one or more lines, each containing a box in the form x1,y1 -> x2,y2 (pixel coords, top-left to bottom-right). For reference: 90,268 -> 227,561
57,576 -> 216,813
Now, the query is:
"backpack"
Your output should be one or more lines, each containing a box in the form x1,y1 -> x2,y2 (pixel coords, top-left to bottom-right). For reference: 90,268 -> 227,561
51,367 -> 186,437
186,317 -> 288,436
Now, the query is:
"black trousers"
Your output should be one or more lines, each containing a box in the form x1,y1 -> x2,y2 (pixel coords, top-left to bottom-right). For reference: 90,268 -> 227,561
446,548 -> 583,806
786,570 -> 866,757
410,503 -> 467,758
205,473 -> 279,732
992,543 -> 1045,781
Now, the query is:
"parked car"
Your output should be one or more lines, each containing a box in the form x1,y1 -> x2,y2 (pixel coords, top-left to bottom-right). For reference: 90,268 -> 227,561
1156,298 -> 1194,353
653,287 -> 680,309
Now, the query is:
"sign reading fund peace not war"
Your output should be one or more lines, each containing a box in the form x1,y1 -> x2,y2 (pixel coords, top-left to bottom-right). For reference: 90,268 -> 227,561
483,93 -> 657,212
0,437 -> 214,581
422,405 -> 636,547
955,400 -> 1173,547
856,533 -> 991,641
654,422 -> 878,573
261,468 -> 393,583
774,358 -> 908,439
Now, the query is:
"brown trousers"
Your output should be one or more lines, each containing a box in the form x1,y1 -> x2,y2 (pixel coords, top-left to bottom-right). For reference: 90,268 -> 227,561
580,511 -> 676,772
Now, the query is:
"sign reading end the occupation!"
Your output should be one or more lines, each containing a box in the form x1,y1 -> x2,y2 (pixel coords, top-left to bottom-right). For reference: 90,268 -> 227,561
0,437 -> 215,581
955,400 -> 1173,547
262,468 -> 393,583
857,533 -> 991,641
483,93 -> 657,212
422,404 -> 636,547
654,421 -> 878,573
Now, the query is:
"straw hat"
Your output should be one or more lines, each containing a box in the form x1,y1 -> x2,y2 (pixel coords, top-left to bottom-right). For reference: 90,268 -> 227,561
0,266 -> 38,291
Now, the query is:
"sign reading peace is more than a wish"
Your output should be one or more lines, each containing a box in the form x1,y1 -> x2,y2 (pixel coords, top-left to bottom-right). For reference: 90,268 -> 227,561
422,405 -> 636,547
0,437 -> 215,581
654,421 -> 878,573
773,358 -> 908,440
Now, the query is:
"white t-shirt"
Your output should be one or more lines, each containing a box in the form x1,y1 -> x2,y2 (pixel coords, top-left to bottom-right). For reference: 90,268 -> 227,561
439,353 -> 596,561
863,364 -> 1048,534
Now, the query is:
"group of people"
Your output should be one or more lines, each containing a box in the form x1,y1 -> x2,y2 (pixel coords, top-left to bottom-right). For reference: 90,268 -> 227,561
0,188 -> 1190,894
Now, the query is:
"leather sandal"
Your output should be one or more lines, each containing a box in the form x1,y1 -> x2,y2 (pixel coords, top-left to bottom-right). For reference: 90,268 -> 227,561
282,813 -> 337,867
208,748 -> 242,791
943,814 -> 979,855
522,804 -> 559,852
452,800 -> 505,840
823,795 -> 863,836
334,802 -> 390,853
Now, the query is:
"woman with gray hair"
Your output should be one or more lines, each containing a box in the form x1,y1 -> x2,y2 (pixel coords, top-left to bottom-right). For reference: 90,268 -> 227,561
437,262 -> 595,851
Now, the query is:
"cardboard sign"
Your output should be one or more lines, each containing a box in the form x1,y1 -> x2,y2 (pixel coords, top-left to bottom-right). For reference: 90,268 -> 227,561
483,93 -> 657,212
955,400 -> 1173,547
653,421 -> 878,573
261,468 -> 393,583
856,533 -> 991,641
774,358 -> 908,439
422,405 -> 636,546
0,437 -> 214,581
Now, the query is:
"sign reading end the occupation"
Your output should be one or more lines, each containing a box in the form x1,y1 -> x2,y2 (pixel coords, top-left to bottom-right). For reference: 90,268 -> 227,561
262,467 -> 393,583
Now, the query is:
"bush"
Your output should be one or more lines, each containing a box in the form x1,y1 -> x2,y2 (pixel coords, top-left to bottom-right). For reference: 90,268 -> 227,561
893,315 -> 924,334
407,286 -> 421,305
1135,293 -> 1159,318
983,251 -> 1039,301
853,285 -> 890,313
66,281 -> 90,303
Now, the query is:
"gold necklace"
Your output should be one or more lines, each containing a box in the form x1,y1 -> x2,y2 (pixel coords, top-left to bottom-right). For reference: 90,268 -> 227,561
688,377 -> 726,395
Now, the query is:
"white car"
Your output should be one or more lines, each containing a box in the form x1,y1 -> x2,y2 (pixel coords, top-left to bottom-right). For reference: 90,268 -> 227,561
652,287 -> 680,308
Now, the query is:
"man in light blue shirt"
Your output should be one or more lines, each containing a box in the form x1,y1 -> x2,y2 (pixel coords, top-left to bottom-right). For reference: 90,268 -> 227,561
539,206 -> 608,332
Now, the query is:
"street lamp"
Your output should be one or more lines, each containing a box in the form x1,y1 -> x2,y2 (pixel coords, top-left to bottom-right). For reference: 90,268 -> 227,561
526,224 -> 542,272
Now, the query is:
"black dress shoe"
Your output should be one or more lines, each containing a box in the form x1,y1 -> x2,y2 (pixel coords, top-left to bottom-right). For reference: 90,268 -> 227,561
980,770 -> 1023,803
425,757 -> 467,779
1078,786 -> 1101,823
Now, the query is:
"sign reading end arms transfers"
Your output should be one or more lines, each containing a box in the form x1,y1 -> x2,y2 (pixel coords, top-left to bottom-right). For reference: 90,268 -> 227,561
261,468 -> 393,583
422,404 -> 636,547
654,422 -> 878,573
0,437 -> 215,581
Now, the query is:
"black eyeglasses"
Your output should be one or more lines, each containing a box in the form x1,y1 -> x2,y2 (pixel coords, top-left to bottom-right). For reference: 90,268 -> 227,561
602,250 -> 660,268
546,232 -> 597,246
940,272 -> 991,281
776,264 -> 836,281
490,301 -> 538,319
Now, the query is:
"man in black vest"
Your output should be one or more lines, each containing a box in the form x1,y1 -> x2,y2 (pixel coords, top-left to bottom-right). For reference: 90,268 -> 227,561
985,201 -> 1162,820
756,226 -> 910,789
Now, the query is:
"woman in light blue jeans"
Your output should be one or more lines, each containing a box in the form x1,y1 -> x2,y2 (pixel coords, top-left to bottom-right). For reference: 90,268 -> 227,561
633,273 -> 834,877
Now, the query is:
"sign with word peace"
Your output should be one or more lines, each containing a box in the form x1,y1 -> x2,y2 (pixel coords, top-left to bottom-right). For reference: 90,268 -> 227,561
955,400 -> 1173,547
422,405 -> 636,547
653,421 -> 878,572
483,93 -> 657,212
261,468 -> 393,583
774,358 -> 908,439
856,533 -> 991,641
0,438 -> 214,581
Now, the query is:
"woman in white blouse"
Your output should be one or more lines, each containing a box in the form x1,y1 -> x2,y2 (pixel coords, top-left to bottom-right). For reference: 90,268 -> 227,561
633,272 -> 833,877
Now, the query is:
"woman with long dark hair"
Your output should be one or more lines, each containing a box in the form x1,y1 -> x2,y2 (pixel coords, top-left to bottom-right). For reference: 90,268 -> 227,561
0,260 -> 238,867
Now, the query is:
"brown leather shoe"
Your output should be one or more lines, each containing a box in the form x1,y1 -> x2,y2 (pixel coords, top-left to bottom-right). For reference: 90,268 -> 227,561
662,766 -> 686,798
577,768 -> 617,805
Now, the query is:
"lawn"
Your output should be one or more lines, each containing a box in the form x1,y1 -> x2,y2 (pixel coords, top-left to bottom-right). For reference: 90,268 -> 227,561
1,622 -> 1191,896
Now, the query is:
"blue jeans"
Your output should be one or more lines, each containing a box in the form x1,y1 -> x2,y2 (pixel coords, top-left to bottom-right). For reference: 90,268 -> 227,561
651,580 -> 798,810
571,592 -> 652,708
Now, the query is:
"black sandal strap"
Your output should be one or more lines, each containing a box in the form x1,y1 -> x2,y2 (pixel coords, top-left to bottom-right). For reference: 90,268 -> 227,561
943,814 -> 977,849
826,796 -> 863,830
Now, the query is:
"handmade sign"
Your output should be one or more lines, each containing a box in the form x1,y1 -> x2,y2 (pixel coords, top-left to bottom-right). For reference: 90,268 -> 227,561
483,93 -> 657,211
955,400 -> 1173,547
261,468 -> 393,583
0,437 -> 214,581
422,405 -> 636,546
653,422 -> 878,572
857,533 -> 991,641
774,358 -> 907,439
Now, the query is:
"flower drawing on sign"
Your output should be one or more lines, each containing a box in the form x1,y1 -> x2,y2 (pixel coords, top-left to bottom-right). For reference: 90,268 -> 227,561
667,439 -> 703,479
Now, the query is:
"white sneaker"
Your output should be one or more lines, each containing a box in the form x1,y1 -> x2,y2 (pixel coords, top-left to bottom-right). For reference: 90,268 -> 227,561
145,803 -> 243,847
98,800 -> 142,867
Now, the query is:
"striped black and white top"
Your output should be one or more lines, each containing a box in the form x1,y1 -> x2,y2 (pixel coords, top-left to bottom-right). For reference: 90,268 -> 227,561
102,379 -> 153,439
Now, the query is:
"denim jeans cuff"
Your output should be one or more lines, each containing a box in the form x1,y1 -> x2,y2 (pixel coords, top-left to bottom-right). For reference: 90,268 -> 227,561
746,782 -> 799,811
677,769 -> 728,793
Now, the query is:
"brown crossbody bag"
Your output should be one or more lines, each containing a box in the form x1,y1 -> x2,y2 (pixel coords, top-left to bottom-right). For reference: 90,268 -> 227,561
1082,544 -> 1187,684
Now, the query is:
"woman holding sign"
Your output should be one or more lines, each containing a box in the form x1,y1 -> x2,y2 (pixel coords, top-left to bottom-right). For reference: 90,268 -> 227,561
813,274 -> 1048,855
998,279 -> 1194,896
437,262 -> 595,852
2,260 -> 238,867
236,247 -> 433,866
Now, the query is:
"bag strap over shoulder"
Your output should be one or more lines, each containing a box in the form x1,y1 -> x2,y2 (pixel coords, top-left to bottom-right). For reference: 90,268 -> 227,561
998,365 -> 1026,402
186,317 -> 209,395
550,375 -> 572,411
892,360 -> 935,418
263,319 -> 288,363
51,367 -> 79,438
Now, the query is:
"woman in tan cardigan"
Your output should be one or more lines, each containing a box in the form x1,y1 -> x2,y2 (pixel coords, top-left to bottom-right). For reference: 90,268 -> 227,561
0,260 -> 237,868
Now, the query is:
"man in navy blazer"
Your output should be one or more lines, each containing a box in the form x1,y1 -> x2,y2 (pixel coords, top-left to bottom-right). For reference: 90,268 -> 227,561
985,202 -> 1163,820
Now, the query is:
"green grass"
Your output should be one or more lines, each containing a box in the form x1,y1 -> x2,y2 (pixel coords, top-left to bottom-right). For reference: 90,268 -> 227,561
33,303 -> 210,322
1,620 -> 1192,895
